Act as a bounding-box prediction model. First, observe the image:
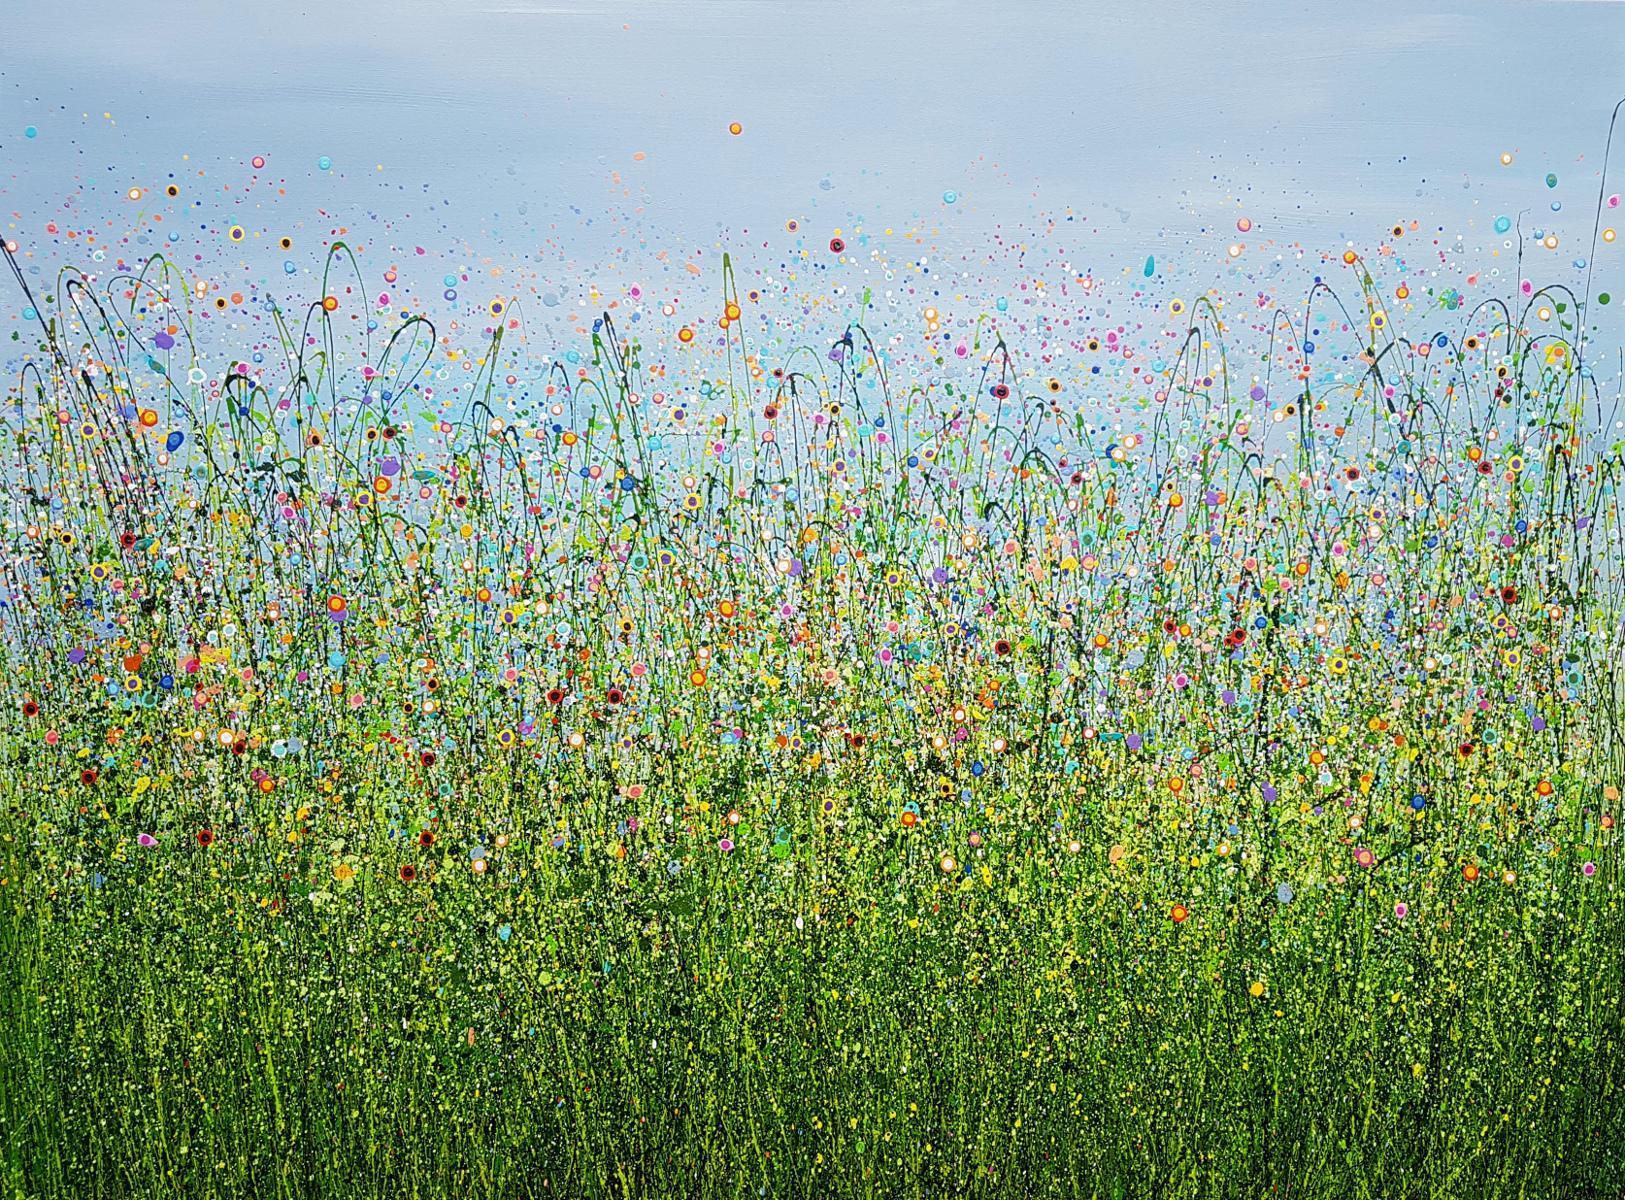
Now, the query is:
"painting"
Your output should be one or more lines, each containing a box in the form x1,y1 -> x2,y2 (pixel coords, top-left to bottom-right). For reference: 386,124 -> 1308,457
2,2 -> 1622,1195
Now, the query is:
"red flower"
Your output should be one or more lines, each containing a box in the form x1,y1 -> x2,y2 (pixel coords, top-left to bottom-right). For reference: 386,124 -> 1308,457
196,829 -> 215,847
418,830 -> 436,848
398,864 -> 418,882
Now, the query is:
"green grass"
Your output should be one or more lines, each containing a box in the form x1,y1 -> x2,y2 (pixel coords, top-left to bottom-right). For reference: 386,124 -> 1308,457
2,763 -> 1622,1199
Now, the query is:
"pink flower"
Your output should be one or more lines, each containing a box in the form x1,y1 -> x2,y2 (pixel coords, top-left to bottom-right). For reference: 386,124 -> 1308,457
717,838 -> 734,853
137,833 -> 157,847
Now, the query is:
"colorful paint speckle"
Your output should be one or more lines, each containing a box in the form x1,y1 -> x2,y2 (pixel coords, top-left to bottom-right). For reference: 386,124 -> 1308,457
3,15 -> 1625,1198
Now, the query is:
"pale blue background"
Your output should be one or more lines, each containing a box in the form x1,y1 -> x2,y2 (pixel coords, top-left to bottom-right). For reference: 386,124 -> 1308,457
3,1 -> 1625,374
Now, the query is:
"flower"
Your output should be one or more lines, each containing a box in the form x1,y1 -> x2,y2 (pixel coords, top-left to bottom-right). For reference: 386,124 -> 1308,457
1170,903 -> 1190,923
137,833 -> 157,847
717,838 -> 734,853
398,864 -> 418,882
196,829 -> 215,847
1354,847 -> 1376,869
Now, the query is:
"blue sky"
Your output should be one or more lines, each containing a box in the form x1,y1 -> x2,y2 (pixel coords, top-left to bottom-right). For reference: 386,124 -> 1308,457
6,2 -> 1623,238
3,1 -> 1625,378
